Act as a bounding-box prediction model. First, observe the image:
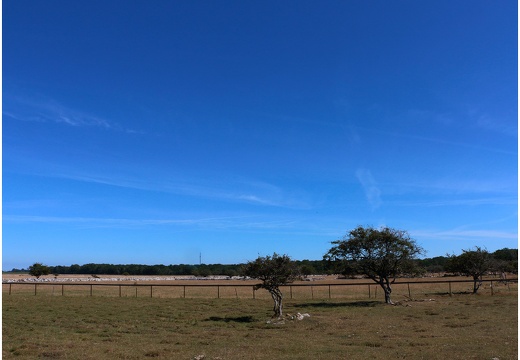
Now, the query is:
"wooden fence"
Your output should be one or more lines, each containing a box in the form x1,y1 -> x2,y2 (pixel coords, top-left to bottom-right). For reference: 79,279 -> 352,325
3,278 -> 517,300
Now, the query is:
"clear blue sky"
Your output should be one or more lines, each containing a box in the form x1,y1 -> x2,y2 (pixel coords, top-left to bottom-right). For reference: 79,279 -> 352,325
3,1 -> 518,270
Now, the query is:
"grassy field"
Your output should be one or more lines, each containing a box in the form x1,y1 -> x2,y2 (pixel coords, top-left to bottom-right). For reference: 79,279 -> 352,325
3,274 -> 516,300
3,287 -> 517,359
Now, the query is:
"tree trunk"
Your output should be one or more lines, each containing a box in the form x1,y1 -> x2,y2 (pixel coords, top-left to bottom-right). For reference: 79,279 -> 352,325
472,275 -> 482,294
269,287 -> 283,319
380,278 -> 393,304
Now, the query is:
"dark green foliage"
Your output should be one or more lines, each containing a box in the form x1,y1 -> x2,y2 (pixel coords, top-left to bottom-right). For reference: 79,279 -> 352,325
41,263 -> 242,277
241,253 -> 301,289
491,248 -> 518,274
241,253 -> 301,318
445,247 -> 493,293
493,248 -> 517,262
28,263 -> 50,278
8,248 -> 515,277
324,226 -> 424,304
415,256 -> 449,273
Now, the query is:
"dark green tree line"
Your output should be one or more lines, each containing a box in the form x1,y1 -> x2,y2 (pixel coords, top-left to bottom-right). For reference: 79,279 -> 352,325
8,248 -> 517,276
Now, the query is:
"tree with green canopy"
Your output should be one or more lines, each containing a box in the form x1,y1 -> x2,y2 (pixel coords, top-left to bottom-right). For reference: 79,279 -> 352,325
242,253 -> 301,319
446,247 -> 492,294
28,263 -> 50,279
324,226 -> 424,304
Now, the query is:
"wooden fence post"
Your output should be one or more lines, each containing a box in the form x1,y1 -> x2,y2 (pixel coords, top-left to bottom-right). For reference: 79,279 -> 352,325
3,279 -> 514,301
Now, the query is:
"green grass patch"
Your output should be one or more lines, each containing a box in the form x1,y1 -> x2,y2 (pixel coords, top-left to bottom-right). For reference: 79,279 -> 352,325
3,293 -> 517,359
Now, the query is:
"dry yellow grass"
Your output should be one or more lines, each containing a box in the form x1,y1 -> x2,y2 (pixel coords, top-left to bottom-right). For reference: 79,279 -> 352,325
3,274 -> 516,300
2,275 -> 517,359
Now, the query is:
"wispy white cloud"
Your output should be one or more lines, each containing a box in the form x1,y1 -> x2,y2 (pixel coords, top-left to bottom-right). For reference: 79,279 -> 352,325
3,215 -> 197,226
382,173 -> 517,201
411,226 -> 518,256
352,120 -> 516,156
413,228 -> 517,242
3,96 -> 140,133
355,168 -> 382,210
388,197 -> 517,207
2,214 -> 299,231
35,169 -> 311,210
467,106 -> 517,137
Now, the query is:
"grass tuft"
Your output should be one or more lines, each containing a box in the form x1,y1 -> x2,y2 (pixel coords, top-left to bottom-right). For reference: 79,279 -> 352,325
3,288 -> 517,359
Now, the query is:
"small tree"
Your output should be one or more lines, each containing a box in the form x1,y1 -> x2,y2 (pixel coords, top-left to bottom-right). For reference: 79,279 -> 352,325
446,247 -> 492,294
242,253 -> 301,319
28,263 -> 50,279
324,226 -> 424,304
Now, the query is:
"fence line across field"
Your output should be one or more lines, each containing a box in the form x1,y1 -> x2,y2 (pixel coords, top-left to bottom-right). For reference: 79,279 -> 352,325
3,278 -> 517,299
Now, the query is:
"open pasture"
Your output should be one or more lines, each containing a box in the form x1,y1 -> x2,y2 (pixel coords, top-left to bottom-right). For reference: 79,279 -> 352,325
3,275 -> 517,300
2,279 -> 517,359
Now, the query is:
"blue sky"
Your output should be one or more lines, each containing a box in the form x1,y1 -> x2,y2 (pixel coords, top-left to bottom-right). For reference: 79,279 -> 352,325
3,1 -> 518,270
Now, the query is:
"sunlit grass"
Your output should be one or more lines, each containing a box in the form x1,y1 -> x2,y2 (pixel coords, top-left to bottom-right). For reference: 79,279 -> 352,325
3,289 -> 517,359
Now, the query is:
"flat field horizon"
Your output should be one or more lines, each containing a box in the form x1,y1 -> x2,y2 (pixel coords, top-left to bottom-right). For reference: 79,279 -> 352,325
3,287 -> 517,359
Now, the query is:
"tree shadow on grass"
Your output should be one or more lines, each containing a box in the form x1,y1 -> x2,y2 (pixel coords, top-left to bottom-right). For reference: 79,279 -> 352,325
205,316 -> 255,323
428,291 -> 472,296
292,300 -> 380,308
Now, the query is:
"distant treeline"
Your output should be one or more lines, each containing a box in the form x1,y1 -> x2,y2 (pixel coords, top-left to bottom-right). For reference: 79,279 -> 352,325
7,248 -> 517,276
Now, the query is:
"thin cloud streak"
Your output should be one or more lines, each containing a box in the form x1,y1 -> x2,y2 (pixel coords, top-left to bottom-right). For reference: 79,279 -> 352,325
387,197 -> 517,207
48,171 -> 310,209
3,96 -> 140,133
354,124 -> 516,156
3,214 -> 300,231
413,228 -> 518,242
355,168 -> 382,210
3,215 -> 285,226
383,176 -> 517,198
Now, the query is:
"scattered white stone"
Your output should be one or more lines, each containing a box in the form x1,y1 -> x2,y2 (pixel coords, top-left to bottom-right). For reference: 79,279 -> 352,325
4,275 -> 254,283
296,313 -> 310,320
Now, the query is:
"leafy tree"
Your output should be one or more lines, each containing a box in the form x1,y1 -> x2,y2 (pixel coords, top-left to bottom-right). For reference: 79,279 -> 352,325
492,248 -> 518,274
28,263 -> 50,279
492,248 -> 517,262
416,256 -> 449,273
446,247 -> 492,293
193,266 -> 212,277
242,253 -> 301,319
324,226 -> 424,304
300,264 -> 315,278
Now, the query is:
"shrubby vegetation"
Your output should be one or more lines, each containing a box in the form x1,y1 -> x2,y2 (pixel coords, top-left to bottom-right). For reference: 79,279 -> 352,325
324,226 -> 424,304
7,248 -> 517,277
242,253 -> 301,318
28,263 -> 50,278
